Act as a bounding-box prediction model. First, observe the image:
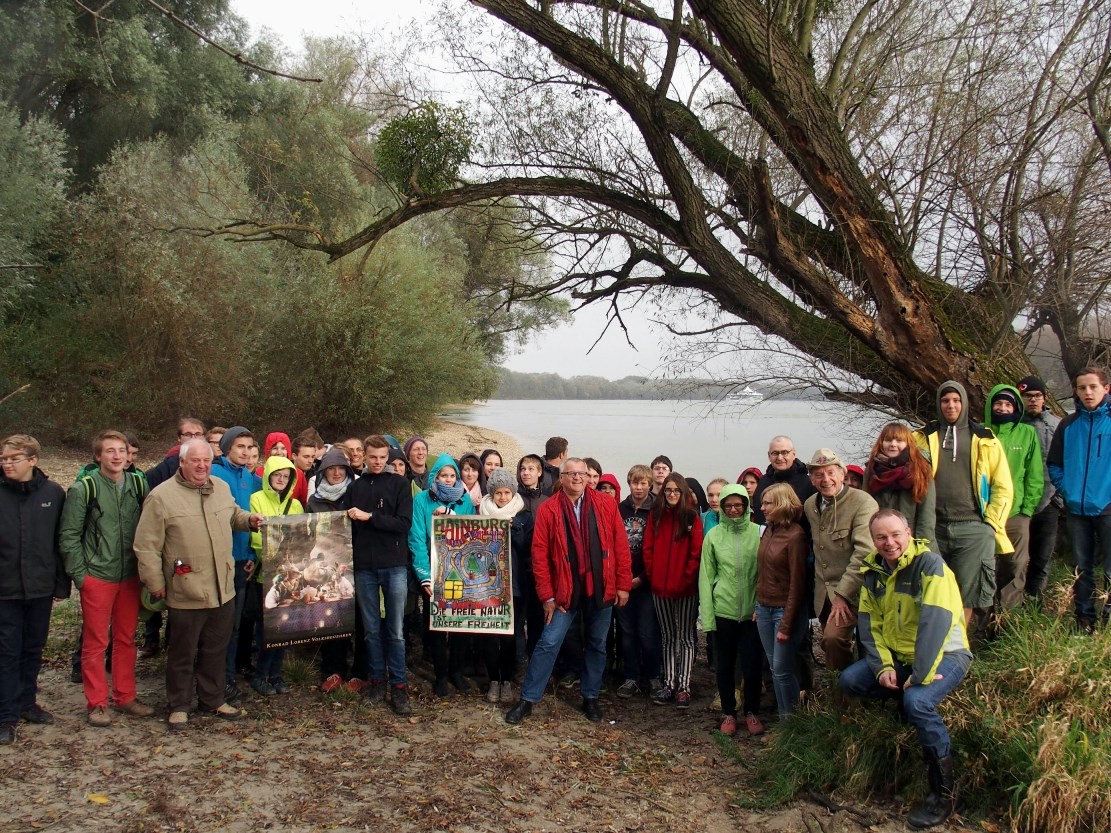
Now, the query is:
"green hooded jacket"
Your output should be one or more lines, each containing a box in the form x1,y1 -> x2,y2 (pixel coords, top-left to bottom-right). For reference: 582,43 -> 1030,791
983,383 -> 1045,517
698,484 -> 761,629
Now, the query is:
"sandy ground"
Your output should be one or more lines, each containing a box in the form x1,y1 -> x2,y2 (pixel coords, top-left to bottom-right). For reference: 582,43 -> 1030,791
6,431 -> 931,833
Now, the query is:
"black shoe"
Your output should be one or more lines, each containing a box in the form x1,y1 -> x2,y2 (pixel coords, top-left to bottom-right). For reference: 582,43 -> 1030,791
449,673 -> 473,693
224,682 -> 243,703
1077,617 -> 1096,635
908,753 -> 956,829
0,723 -> 15,745
433,677 -> 452,698
138,642 -> 160,659
363,680 -> 386,706
582,697 -> 603,722
20,704 -> 54,725
69,667 -> 82,684
390,685 -> 412,716
505,700 -> 532,725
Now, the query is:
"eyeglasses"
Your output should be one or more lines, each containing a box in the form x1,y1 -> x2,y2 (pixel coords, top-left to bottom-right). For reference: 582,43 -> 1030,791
769,450 -> 794,458
562,471 -> 588,479
179,432 -> 204,439
1021,392 -> 1045,400
662,488 -> 682,495
0,455 -> 30,465
721,503 -> 746,512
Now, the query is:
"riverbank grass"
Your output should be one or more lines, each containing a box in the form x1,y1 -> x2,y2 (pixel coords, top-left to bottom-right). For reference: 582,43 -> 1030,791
741,580 -> 1111,833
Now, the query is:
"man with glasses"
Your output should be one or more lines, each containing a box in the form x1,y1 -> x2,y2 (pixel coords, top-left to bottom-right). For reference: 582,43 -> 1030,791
0,435 -> 68,745
1016,376 -> 1061,602
146,418 -> 207,490
505,458 -> 632,724
751,436 -> 817,526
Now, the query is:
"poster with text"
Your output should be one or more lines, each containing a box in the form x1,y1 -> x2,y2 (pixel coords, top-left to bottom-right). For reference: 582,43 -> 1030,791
260,511 -> 354,648
430,515 -> 513,633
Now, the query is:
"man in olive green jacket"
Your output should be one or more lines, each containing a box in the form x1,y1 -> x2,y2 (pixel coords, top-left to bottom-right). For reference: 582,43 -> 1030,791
134,438 -> 261,730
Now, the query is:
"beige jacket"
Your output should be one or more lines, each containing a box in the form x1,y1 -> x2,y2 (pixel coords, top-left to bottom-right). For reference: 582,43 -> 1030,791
134,472 -> 253,609
804,486 -> 879,612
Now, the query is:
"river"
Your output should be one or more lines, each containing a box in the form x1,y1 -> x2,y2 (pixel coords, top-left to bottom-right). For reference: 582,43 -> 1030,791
444,398 -> 894,486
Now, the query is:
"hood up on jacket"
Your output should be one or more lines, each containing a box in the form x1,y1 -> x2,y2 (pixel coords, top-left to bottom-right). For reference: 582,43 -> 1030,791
263,431 -> 293,458
984,383 -> 1024,428
716,483 -> 752,532
937,379 -> 971,463
261,454 -> 298,504
598,473 -> 622,501
427,452 -> 466,503
317,447 -> 356,481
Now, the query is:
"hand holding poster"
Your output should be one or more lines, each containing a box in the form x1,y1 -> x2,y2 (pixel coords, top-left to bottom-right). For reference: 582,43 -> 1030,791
430,515 -> 513,633
260,511 -> 354,648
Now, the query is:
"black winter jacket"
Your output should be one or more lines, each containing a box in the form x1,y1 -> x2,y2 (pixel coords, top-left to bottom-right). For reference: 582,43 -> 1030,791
348,471 -> 413,570
0,469 -> 70,600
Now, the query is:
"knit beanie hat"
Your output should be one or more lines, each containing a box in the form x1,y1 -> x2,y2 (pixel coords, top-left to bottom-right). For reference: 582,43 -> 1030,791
486,468 -> 517,495
1017,376 -> 1047,395
220,426 -> 252,456
403,436 -> 428,457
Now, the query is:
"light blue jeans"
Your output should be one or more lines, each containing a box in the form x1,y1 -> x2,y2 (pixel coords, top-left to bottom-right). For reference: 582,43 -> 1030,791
521,605 -> 613,702
755,604 -> 808,717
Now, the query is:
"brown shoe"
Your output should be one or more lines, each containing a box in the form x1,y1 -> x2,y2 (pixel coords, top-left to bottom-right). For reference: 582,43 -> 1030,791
87,705 -> 111,727
208,703 -> 242,721
167,711 -> 189,731
114,699 -> 155,718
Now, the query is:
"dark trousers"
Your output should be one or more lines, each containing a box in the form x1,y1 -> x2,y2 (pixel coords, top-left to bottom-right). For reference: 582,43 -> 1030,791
167,601 -> 235,712
320,597 -> 369,680
224,560 -> 254,684
616,588 -> 661,682
480,597 -> 520,683
0,597 -> 53,724
714,618 -> 764,716
422,599 -> 465,680
1026,503 -> 1061,600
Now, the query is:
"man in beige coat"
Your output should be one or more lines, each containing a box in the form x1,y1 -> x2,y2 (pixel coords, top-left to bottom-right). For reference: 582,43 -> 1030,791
134,439 -> 261,730
803,448 -> 879,670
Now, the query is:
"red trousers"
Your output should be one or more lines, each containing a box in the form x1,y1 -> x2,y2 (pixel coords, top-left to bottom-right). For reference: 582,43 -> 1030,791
79,575 -> 140,709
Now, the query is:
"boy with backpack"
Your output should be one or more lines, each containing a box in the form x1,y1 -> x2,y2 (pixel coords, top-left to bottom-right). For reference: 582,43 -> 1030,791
59,430 -> 155,726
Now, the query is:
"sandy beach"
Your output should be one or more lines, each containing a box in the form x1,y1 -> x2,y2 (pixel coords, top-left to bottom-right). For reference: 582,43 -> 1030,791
421,417 -> 527,464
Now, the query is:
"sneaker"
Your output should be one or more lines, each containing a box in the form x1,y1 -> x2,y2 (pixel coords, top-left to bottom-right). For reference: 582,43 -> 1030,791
250,678 -> 275,696
558,672 -> 580,689
224,682 -> 243,703
209,703 -> 242,721
270,679 -> 289,695
390,685 -> 412,716
615,679 -> 640,699
719,714 -> 737,736
345,678 -> 368,694
113,699 -> 155,718
87,705 -> 111,727
651,686 -> 674,705
320,673 -> 343,693
710,691 -> 721,711
364,680 -> 386,705
504,700 -> 532,725
0,723 -> 15,744
20,704 -> 54,724
69,667 -> 82,684
499,682 -> 516,704
486,681 -> 502,703
167,711 -> 189,731
1077,617 -> 1096,635
745,713 -> 765,736
675,690 -> 692,709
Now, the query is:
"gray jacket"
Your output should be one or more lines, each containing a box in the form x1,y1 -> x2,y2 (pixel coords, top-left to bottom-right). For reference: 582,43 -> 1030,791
1023,409 -> 1061,513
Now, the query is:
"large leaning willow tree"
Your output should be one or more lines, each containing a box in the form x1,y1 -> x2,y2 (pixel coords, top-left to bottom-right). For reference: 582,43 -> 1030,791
221,0 -> 1109,417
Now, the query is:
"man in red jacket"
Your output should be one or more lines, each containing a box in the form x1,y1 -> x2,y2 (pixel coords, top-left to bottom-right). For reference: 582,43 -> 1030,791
505,458 -> 632,724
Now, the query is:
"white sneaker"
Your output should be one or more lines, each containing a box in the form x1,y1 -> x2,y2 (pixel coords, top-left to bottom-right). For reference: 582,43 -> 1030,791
486,681 -> 501,703
500,682 -> 516,704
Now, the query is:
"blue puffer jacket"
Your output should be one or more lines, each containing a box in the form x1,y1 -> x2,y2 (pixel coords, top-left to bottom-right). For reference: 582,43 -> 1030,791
1048,394 -> 1111,517
210,455 -> 262,561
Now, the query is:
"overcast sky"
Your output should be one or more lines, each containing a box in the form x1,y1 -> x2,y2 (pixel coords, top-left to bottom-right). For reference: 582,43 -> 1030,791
229,0 -> 673,380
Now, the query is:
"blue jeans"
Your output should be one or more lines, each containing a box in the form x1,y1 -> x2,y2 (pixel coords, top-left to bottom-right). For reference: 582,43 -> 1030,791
355,567 -> 408,686
839,654 -> 969,757
756,604 -> 809,717
0,597 -> 53,724
616,589 -> 660,681
225,559 -> 254,684
1067,513 -> 1111,622
522,604 -> 613,702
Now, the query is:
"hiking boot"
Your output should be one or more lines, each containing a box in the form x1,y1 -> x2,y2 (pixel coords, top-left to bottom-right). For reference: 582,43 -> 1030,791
582,697 -> 603,722
450,673 -> 473,694
87,706 -> 111,727
0,723 -> 16,744
114,699 -> 155,718
167,711 -> 189,731
250,677 -> 275,696
499,682 -> 516,704
208,703 -> 242,721
908,752 -> 956,829
224,682 -> 243,703
745,713 -> 765,736
719,714 -> 737,736
651,685 -> 674,705
675,690 -> 692,709
20,704 -> 54,725
505,700 -> 532,725
616,679 -> 640,699
364,680 -> 386,705
69,667 -> 82,684
390,685 -> 412,716
320,673 -> 343,693
486,681 -> 502,703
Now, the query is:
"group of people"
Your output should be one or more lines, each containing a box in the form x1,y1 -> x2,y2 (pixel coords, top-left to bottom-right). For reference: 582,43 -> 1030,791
2,367 -> 1108,830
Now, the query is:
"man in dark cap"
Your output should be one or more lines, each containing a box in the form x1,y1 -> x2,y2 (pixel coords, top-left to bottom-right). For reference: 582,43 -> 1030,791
1016,376 -> 1061,602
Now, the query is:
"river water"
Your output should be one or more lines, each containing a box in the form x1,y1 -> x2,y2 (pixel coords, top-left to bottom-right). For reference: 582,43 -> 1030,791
445,398 -> 894,486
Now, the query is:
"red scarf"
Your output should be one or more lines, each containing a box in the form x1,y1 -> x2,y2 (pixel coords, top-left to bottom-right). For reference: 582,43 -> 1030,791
557,490 -> 596,601
867,449 -> 914,494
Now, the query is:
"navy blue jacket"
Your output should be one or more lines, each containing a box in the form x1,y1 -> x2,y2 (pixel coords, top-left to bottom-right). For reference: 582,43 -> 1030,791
1048,394 -> 1111,516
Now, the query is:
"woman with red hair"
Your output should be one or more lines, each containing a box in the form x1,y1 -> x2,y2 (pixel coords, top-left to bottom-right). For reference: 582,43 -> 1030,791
864,423 -> 936,545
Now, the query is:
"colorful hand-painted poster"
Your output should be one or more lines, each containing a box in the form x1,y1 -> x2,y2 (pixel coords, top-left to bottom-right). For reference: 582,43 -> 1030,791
260,511 -> 354,648
429,515 -> 513,633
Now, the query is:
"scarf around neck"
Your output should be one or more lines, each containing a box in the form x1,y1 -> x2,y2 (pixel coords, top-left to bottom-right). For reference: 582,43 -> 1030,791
867,448 -> 914,493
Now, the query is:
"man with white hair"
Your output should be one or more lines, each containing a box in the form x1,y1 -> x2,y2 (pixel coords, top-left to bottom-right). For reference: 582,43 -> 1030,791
134,438 -> 263,731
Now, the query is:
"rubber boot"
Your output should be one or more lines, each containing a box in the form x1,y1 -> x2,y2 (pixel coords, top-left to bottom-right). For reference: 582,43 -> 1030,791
908,752 -> 955,829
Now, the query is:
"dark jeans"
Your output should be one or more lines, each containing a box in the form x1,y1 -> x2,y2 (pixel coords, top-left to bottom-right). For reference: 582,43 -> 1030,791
1068,513 -> 1111,622
1026,503 -> 1061,600
481,597 -> 520,683
0,597 -> 53,723
225,560 -> 254,684
616,588 -> 660,681
714,618 -> 763,716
